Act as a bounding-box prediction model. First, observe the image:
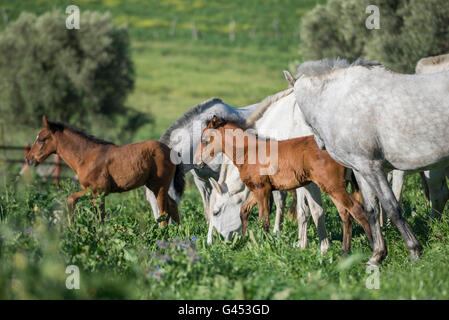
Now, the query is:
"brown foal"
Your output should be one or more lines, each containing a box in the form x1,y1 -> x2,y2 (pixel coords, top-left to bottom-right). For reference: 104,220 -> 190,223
194,116 -> 373,252
26,116 -> 183,225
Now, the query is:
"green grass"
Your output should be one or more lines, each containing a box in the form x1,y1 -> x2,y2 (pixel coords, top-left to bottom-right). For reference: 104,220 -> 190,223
128,40 -> 298,140
0,0 -> 324,45
1,174 -> 449,299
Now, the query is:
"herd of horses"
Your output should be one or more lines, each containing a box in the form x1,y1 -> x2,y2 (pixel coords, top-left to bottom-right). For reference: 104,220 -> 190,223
25,53 -> 449,266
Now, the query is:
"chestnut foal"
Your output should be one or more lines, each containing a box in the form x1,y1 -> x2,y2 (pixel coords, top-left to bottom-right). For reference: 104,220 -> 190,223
194,116 -> 373,252
26,116 -> 183,225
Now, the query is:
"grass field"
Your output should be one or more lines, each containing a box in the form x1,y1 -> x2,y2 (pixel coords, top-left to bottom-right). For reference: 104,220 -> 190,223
1,0 -> 449,300
1,174 -> 449,299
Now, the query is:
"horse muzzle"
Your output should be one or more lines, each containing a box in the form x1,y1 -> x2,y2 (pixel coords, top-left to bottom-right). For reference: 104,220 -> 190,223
26,158 -> 38,167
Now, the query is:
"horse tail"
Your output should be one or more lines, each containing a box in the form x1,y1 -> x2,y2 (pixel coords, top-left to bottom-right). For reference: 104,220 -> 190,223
419,171 -> 430,201
349,170 -> 364,205
286,190 -> 298,221
173,164 -> 185,197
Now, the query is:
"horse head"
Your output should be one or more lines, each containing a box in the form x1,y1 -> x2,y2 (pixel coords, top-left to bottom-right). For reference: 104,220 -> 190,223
25,116 -> 58,167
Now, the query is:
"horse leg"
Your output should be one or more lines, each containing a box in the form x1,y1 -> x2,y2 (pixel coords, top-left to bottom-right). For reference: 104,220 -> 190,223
340,210 -> 352,253
330,187 -> 374,250
381,170 -> 405,227
353,171 -> 386,266
255,188 -> 272,233
273,190 -> 286,233
327,191 -> 353,253
145,187 -> 160,221
302,183 -> 329,253
207,221 -> 214,244
192,173 -> 214,222
423,169 -> 449,219
296,187 -> 311,249
67,189 -> 88,221
391,170 -> 405,203
360,166 -> 422,262
240,192 -> 257,237
167,195 -> 180,224
148,183 -> 172,226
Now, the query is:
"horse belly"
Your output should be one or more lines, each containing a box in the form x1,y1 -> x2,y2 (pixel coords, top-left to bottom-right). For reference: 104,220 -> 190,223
269,168 -> 306,191
109,158 -> 153,191
378,124 -> 449,171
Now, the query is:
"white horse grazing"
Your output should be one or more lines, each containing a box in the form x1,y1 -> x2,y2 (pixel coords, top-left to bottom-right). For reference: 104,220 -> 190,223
388,54 -> 449,219
287,58 -> 449,265
207,89 -> 333,253
145,98 -> 260,223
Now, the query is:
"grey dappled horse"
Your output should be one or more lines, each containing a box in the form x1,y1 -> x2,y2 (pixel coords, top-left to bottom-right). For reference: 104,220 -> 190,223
287,58 -> 449,265
385,54 -> 449,220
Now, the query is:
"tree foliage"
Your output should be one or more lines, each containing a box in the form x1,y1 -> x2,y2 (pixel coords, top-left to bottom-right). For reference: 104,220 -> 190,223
300,0 -> 449,73
0,10 -> 151,142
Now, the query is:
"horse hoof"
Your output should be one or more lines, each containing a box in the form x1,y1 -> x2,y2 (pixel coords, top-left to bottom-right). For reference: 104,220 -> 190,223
366,257 -> 381,267
410,250 -> 421,262
320,239 -> 330,254
366,251 -> 386,267
294,241 -> 307,249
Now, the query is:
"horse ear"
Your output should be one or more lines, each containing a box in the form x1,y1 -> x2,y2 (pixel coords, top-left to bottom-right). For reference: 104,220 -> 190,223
283,70 -> 296,87
43,115 -> 50,129
209,177 -> 223,196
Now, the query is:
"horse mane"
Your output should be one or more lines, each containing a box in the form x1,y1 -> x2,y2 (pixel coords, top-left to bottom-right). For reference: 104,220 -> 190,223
245,88 -> 294,128
160,97 -> 223,146
209,118 -> 246,131
49,121 -> 115,145
415,53 -> 449,73
296,58 -> 383,78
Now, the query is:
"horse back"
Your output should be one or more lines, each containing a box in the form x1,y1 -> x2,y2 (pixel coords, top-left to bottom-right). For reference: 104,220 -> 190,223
105,140 -> 175,191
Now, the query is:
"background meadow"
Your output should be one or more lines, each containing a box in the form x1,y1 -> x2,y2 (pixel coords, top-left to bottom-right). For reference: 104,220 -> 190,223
0,0 -> 448,299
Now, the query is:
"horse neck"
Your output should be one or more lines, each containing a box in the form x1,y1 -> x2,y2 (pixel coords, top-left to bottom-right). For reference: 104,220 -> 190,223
171,104 -> 253,173
218,124 -> 256,169
54,131 -> 101,173
254,93 -> 311,138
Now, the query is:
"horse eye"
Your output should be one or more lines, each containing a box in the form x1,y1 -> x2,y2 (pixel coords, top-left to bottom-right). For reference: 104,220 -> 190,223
38,138 -> 45,144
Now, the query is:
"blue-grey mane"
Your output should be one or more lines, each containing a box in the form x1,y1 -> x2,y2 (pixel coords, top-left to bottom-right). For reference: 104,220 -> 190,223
160,97 -> 250,147
160,98 -> 222,146
296,58 -> 383,78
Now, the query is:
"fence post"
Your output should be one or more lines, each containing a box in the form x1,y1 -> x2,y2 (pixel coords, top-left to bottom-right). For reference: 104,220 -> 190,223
273,19 -> 279,39
249,23 -> 257,39
170,18 -> 177,37
229,20 -> 236,41
191,22 -> 199,40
